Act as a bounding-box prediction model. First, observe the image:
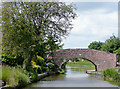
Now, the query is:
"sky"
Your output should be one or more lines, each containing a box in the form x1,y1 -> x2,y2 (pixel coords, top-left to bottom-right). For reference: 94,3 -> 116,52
0,1 -> 118,49
62,2 -> 118,49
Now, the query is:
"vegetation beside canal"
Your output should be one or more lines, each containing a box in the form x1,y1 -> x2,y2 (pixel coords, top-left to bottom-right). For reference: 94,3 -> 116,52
103,68 -> 120,86
0,55 -> 60,88
103,68 -> 119,81
0,65 -> 30,88
1,1 -> 120,88
88,35 -> 120,86
1,2 -> 76,89
66,59 -> 120,86
90,67 -> 120,86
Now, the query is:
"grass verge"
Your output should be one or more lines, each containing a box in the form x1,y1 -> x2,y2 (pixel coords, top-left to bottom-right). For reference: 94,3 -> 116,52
0,65 -> 30,87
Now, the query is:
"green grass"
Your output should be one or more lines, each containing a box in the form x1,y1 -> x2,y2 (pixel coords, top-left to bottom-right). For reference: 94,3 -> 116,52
67,59 -> 95,70
67,60 -> 94,65
91,71 -> 103,73
0,65 -> 30,87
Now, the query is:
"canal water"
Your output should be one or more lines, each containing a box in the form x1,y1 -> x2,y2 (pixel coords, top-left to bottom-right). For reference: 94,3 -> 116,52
24,63 -> 118,88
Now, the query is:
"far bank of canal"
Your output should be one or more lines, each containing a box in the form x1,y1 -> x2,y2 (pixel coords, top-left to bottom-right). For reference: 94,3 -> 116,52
22,61 -> 119,88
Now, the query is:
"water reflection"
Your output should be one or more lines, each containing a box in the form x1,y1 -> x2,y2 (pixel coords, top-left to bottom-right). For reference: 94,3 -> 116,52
23,64 -> 118,88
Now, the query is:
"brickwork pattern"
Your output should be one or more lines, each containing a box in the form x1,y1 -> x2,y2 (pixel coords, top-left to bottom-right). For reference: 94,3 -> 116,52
52,49 -> 117,71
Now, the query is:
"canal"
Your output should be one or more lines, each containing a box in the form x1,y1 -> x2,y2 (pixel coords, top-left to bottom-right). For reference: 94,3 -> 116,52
23,61 -> 118,88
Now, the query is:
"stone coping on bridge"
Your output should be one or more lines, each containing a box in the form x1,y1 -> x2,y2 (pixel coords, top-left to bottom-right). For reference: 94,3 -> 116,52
55,48 -> 116,55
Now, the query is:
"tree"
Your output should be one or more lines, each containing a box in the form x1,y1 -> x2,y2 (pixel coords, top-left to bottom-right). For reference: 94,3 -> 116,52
101,35 -> 120,53
2,2 -> 76,63
114,48 -> 120,62
88,41 -> 103,50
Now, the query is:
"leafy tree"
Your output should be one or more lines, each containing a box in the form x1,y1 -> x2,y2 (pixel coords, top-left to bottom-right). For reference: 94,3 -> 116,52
114,48 -> 120,62
88,41 -> 103,50
2,2 -> 76,64
101,35 -> 120,53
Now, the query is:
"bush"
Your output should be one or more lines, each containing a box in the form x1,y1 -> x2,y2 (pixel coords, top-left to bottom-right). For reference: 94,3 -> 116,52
2,55 -> 24,66
2,55 -> 17,66
23,59 -> 34,72
41,66 -> 47,72
31,72 -> 38,82
32,55 -> 47,73
36,55 -> 46,66
47,63 -> 55,71
114,48 -> 120,62
103,68 -> 119,81
1,65 -> 30,87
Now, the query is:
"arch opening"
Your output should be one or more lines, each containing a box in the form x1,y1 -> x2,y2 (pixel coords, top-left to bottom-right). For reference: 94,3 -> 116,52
61,58 -> 97,71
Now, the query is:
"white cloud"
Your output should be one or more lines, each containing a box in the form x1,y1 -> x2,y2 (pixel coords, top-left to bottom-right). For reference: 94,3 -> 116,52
63,8 -> 118,49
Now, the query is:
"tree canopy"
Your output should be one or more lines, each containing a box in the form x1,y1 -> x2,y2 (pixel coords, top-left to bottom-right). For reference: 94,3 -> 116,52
88,41 -> 103,50
2,2 -> 76,62
101,35 -> 120,53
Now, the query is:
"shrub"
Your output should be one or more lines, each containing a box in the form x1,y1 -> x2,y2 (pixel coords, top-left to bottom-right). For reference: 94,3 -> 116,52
1,55 -> 24,66
42,66 -> 47,72
23,56 -> 47,74
36,55 -> 45,66
2,55 -> 17,66
2,55 -> 24,66
23,59 -> 34,73
32,55 -> 47,73
30,72 -> 39,82
47,63 -> 55,71
103,68 -> 119,81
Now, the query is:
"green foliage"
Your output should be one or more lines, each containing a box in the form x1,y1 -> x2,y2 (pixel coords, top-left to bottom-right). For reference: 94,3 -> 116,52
2,55 -> 17,66
23,59 -> 33,72
103,68 -> 119,81
36,55 -> 45,66
114,48 -> 120,62
2,2 -> 76,63
118,69 -> 120,72
1,65 -> 30,87
23,56 -> 47,74
31,72 -> 39,82
101,35 -> 120,53
2,55 -> 24,66
32,55 -> 47,73
17,72 -> 30,86
47,63 -> 55,71
57,69 -> 65,74
88,41 -> 103,50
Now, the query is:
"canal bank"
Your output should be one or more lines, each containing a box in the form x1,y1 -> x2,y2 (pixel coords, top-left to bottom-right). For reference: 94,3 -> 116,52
1,72 -> 56,89
22,61 -> 119,88
2,60 -> 119,89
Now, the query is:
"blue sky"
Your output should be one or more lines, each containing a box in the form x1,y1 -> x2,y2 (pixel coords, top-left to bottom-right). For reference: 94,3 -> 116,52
62,2 -> 118,49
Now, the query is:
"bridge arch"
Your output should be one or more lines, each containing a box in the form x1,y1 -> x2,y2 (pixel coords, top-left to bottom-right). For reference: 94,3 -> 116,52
61,57 -> 98,71
52,49 -> 117,71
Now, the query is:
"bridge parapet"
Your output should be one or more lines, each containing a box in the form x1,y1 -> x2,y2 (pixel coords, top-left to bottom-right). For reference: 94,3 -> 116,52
52,49 -> 117,71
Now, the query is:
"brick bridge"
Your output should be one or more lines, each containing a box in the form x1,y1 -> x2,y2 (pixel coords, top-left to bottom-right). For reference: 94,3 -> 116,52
51,49 -> 117,71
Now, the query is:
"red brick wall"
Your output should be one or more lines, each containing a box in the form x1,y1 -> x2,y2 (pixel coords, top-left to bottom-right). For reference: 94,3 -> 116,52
52,49 -> 117,71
